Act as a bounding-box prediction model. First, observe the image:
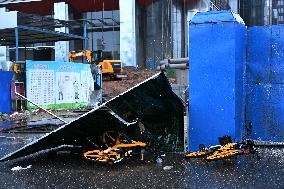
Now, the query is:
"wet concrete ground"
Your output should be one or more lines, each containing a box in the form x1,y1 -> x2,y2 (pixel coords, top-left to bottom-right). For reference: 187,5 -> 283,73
1,133 -> 284,189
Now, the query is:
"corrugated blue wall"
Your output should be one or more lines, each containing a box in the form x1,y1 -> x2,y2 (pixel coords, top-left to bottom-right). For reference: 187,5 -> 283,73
246,25 -> 284,141
0,71 -> 13,114
189,11 -> 246,151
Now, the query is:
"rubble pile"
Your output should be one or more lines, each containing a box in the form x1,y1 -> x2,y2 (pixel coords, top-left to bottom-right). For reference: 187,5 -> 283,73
103,67 -> 158,98
0,110 -> 79,122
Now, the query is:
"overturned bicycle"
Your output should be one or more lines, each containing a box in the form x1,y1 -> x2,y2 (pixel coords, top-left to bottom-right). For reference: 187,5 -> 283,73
186,136 -> 258,161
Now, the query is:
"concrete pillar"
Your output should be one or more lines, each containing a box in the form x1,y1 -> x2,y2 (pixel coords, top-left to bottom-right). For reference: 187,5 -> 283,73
0,47 -> 6,71
187,0 -> 210,22
172,2 -> 183,59
54,2 -> 69,62
173,0 -> 210,59
119,0 -> 137,67
0,8 -> 7,70
228,0 -> 239,13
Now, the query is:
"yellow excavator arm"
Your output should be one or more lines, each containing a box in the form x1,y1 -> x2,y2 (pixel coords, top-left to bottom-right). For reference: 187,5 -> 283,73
68,50 -> 93,63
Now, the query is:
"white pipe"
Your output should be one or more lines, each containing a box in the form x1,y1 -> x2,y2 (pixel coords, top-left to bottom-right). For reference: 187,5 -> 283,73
158,63 -> 188,70
168,58 -> 189,64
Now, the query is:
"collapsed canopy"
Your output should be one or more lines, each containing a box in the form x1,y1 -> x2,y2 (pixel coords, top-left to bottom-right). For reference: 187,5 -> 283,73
1,72 -> 184,162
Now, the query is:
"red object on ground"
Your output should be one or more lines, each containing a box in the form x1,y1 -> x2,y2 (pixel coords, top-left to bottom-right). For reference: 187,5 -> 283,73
243,149 -> 249,155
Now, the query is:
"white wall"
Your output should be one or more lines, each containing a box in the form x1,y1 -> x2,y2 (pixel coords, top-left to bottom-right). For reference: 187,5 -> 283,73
0,47 -> 7,70
54,2 -> 69,62
228,0 -> 239,13
119,0 -> 136,67
0,10 -> 17,30
0,8 -> 14,70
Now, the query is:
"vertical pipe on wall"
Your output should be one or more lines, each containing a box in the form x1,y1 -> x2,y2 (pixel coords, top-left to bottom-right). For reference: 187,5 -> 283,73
15,27 -> 19,62
83,21 -> 87,63
84,22 -> 87,51
91,12 -> 94,52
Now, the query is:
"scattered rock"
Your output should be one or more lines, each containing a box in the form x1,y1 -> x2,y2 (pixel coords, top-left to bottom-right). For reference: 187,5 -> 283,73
156,156 -> 163,164
11,165 -> 32,171
163,166 -> 173,170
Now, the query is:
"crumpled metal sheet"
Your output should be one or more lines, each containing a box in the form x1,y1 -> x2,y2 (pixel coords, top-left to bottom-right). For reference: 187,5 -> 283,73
0,72 -> 184,161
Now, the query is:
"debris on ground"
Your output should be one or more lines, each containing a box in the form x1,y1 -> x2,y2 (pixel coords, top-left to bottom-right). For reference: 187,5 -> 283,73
103,67 -> 158,99
0,109 -> 83,123
156,156 -> 163,164
11,165 -> 32,171
163,166 -> 173,170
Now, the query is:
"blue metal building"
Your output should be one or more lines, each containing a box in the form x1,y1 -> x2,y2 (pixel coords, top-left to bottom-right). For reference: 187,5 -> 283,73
188,11 -> 246,151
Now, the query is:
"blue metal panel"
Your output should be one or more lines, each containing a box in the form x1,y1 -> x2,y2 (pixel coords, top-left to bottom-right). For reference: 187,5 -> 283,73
190,10 -> 244,25
0,71 -> 14,113
248,84 -> 284,141
189,11 -> 246,151
234,23 -> 246,141
271,25 -> 284,83
246,26 -> 271,84
246,25 -> 284,142
246,26 -> 271,141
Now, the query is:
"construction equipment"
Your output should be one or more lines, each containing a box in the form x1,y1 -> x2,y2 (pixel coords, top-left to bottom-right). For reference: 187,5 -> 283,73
83,131 -> 146,164
68,50 -> 126,80
68,50 -> 93,63
186,136 -> 257,161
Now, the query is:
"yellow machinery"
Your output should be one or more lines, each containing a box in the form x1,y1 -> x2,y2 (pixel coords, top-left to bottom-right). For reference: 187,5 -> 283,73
12,63 -> 21,74
83,131 -> 146,164
97,59 -> 125,80
68,50 -> 125,80
68,50 -> 93,63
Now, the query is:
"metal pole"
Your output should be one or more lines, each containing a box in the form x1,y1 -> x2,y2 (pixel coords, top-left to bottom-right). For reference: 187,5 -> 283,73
15,27 -> 19,62
83,22 -> 87,63
84,22 -> 87,50
15,92 -> 68,124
